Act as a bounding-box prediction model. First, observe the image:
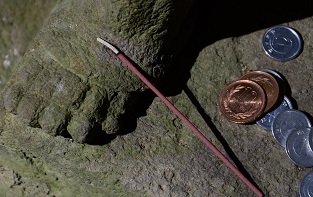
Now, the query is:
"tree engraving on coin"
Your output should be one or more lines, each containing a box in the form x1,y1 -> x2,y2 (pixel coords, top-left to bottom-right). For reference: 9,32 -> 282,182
299,170 -> 313,197
240,70 -> 280,113
218,80 -> 266,124
271,109 -> 312,147
256,95 -> 293,131
262,25 -> 303,61
285,128 -> 313,168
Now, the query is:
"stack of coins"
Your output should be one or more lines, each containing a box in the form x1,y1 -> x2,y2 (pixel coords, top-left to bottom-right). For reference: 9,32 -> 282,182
218,67 -> 313,197
218,69 -> 282,125
219,68 -> 313,161
219,25 -> 310,196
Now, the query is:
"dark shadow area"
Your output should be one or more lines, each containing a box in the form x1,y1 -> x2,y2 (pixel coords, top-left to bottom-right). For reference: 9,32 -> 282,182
117,89 -> 156,135
195,0 -> 313,49
84,123 -> 116,145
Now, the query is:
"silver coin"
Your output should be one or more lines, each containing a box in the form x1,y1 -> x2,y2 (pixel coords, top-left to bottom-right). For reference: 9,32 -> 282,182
271,109 -> 312,147
286,127 -> 313,168
262,25 -> 303,61
309,129 -> 313,152
299,170 -> 313,197
258,68 -> 285,83
257,95 -> 293,130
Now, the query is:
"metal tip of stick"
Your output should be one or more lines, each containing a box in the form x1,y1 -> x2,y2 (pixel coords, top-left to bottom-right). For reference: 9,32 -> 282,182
97,37 -> 119,54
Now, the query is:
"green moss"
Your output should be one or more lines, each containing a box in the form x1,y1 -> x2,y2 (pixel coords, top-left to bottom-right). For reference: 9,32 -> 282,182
0,0 -> 57,90
0,0 -> 198,195
0,114 -> 144,196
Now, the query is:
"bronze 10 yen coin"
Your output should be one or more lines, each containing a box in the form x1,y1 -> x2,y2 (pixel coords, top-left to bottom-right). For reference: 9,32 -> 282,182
240,70 -> 281,113
218,79 -> 266,124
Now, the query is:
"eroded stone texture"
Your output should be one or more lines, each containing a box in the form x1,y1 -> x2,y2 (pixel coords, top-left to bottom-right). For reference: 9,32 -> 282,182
0,0 -> 57,90
0,0 -> 197,144
0,165 -> 53,197
1,0 -> 313,197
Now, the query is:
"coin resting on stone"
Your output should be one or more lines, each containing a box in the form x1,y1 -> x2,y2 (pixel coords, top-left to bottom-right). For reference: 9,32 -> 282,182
257,68 -> 285,83
257,67 -> 286,97
256,95 -> 293,131
262,25 -> 303,61
285,127 -> 313,168
218,79 -> 266,124
299,170 -> 313,197
309,129 -> 313,152
240,70 -> 280,113
271,109 -> 312,147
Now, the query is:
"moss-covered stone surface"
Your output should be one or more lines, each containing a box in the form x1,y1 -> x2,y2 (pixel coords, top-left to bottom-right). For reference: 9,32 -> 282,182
1,0 -> 313,196
0,0 -> 197,143
0,0 -> 57,90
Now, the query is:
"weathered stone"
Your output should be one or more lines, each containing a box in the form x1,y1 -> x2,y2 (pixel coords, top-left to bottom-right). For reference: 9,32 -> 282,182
1,0 -> 313,197
0,0 -> 57,90
0,0 -> 197,143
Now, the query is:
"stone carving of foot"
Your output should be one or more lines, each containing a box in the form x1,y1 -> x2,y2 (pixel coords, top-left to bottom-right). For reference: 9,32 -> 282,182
0,0 -> 197,144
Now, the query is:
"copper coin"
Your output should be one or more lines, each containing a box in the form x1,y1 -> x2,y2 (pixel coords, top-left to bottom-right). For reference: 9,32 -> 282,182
240,70 -> 280,113
218,79 -> 266,124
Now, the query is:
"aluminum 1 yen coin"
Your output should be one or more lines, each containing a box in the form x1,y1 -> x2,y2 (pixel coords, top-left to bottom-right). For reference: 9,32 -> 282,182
262,25 -> 303,61
286,128 -> 313,168
256,95 -> 293,131
258,68 -> 285,83
299,170 -> 313,197
271,109 -> 312,147
309,129 -> 313,152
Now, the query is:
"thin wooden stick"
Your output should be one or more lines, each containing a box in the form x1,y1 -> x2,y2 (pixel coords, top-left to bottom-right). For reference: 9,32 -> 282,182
97,37 -> 263,197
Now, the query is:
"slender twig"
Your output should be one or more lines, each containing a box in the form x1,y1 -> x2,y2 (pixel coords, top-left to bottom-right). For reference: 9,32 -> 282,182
97,37 -> 263,197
